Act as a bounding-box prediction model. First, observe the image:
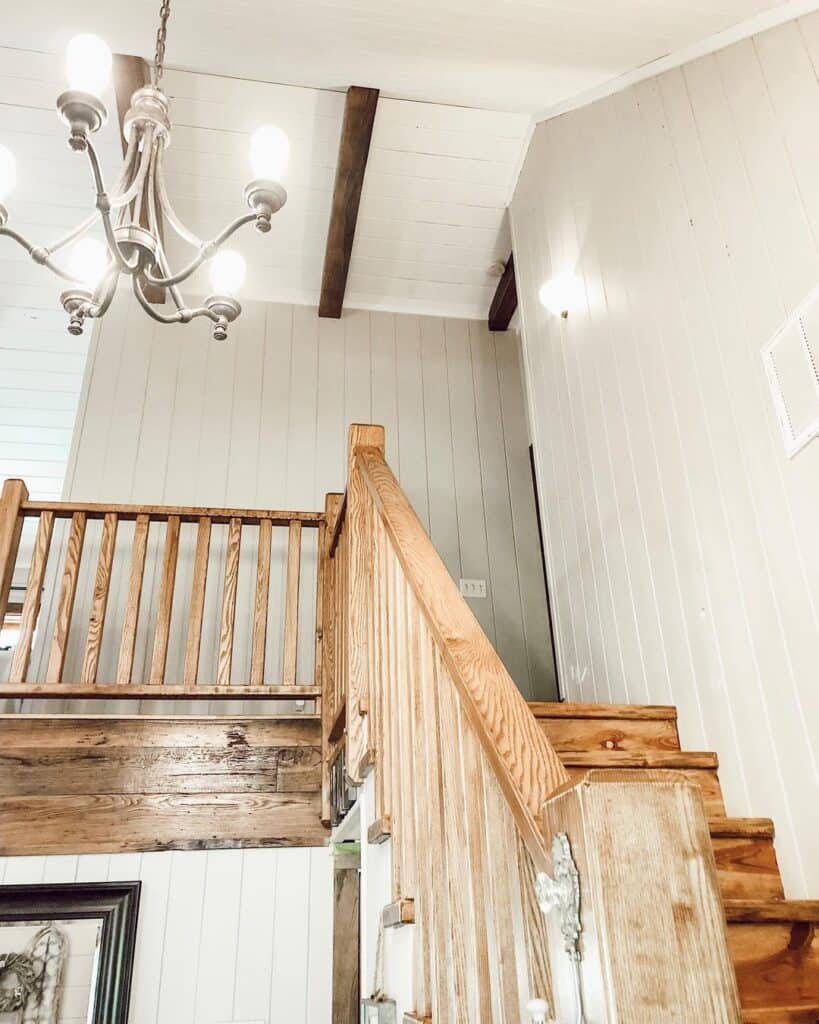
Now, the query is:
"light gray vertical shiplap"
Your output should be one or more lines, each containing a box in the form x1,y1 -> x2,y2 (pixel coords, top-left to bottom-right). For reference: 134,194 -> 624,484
17,298 -> 554,702
0,849 -> 330,1024
512,10 -> 819,898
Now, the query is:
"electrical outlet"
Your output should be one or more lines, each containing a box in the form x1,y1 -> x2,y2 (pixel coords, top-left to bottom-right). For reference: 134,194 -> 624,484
459,578 -> 487,599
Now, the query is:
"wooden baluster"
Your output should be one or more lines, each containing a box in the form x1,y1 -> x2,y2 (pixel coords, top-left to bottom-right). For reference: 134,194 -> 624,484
80,511 -> 118,686
314,516 -> 327,704
250,518 -> 272,687
45,510 -> 87,684
374,521 -> 392,829
282,520 -> 302,685
216,516 -> 242,687
9,510 -> 54,684
149,515 -> 180,685
117,514 -> 150,684
0,479 -> 28,628
184,516 -> 211,688
320,494 -> 342,825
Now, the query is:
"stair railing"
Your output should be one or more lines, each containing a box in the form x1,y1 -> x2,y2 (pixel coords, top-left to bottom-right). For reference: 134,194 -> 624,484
324,424 -> 744,1023
0,479 -> 324,701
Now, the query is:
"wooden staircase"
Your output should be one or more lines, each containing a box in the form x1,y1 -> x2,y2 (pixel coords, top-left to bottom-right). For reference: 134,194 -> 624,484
530,701 -> 819,1022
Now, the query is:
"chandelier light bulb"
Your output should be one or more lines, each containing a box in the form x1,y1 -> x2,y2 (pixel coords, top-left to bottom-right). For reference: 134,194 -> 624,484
249,126 -> 290,181
65,237 -> 109,288
209,249 -> 246,295
65,34 -> 113,96
0,145 -> 16,202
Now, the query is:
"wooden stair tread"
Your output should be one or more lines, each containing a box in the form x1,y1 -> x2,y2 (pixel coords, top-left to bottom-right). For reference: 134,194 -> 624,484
0,683 -> 321,700
528,700 -> 676,721
710,817 -> 775,839
725,899 -> 819,924
558,749 -> 717,769
742,1008 -> 819,1023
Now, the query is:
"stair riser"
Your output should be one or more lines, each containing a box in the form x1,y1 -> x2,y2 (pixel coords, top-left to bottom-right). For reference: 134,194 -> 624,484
712,835 -> 785,900
729,920 -> 819,1010
538,717 -> 680,753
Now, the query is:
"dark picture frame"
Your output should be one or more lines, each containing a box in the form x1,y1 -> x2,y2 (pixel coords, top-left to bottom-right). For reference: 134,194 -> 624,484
0,881 -> 141,1024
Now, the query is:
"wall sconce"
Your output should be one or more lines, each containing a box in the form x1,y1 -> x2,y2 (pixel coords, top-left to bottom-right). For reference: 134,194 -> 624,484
538,273 -> 585,320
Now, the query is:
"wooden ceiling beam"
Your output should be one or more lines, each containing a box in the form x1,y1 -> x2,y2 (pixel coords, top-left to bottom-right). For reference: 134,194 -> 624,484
319,86 -> 379,319
488,253 -> 517,332
112,54 -> 164,305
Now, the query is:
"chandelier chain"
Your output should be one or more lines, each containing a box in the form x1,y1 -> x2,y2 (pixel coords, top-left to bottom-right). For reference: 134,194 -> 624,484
153,0 -> 172,85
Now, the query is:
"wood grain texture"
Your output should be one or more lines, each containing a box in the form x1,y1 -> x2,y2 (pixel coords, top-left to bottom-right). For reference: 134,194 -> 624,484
149,515 -> 180,685
355,442 -> 568,863
0,792 -> 327,854
332,867 -> 360,1024
249,518 -> 272,687
216,516 -> 242,686
283,520 -> 302,685
0,714 -> 320,748
117,514 -> 150,684
8,510 -> 53,683
487,253 -> 517,331
80,511 -> 118,686
45,510 -> 86,684
542,769 -> 742,1022
537,715 -> 680,752
319,86 -> 380,318
0,479 -> 27,627
0,714 -> 326,854
712,833 -> 785,900
22,500 -> 323,526
728,917 -> 819,1009
0,684 -> 320,700
321,493 -> 343,825
184,515 -> 211,687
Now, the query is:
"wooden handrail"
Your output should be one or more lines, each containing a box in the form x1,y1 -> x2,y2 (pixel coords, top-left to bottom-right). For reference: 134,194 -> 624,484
0,485 -> 325,698
354,441 -> 569,866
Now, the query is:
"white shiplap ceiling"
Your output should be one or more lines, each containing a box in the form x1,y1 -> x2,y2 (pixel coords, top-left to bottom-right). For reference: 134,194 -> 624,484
0,0 -> 803,113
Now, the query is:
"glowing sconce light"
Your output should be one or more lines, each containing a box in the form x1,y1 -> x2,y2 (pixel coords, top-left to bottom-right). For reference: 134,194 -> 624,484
538,272 -> 585,319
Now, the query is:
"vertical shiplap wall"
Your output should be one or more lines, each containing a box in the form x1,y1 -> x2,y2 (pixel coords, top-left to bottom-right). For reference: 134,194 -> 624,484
512,13 -> 819,897
0,848 -> 331,1024
27,293 -> 555,702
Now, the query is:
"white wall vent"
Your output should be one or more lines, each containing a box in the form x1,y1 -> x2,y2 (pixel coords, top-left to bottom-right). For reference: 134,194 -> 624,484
763,288 -> 819,457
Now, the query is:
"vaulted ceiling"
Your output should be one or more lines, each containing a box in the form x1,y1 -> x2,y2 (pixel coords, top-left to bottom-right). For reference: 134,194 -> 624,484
2,0 -> 799,113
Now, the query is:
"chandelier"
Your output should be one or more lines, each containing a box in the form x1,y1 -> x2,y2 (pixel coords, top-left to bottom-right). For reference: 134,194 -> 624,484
0,0 -> 288,340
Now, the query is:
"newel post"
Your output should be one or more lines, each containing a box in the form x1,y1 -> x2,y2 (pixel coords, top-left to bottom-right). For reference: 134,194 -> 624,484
345,423 -> 385,784
0,479 -> 28,627
539,769 -> 742,1022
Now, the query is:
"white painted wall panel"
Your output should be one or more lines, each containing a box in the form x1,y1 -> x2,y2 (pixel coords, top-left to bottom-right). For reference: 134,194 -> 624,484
12,297 -> 555,704
0,848 -> 331,1024
512,11 -> 819,898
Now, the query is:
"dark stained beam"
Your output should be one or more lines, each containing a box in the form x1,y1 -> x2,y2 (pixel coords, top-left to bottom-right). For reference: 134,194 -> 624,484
319,86 -> 380,319
112,54 -> 164,304
488,253 -> 517,332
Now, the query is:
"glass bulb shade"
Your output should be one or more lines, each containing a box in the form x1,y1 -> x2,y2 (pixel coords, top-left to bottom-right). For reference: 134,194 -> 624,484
65,34 -> 112,95
249,125 -> 289,181
209,249 -> 246,295
65,237 -> 109,288
538,273 -> 585,318
0,144 -> 16,202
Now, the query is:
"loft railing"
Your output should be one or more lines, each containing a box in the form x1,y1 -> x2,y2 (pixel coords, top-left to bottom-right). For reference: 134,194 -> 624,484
324,425 -> 742,1022
0,480 -> 325,701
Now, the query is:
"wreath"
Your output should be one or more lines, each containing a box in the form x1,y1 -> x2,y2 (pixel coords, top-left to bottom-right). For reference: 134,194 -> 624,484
0,950 -> 38,1012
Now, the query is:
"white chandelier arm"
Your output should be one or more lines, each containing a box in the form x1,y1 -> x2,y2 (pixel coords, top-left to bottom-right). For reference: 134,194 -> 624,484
81,264 -> 121,319
83,137 -> 141,273
39,132 -> 140,260
0,224 -> 87,285
155,143 -> 204,249
131,273 -> 219,326
108,131 -> 146,210
143,210 -> 257,288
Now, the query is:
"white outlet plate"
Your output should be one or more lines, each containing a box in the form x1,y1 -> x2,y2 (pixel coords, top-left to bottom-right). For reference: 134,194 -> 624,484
459,578 -> 487,599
